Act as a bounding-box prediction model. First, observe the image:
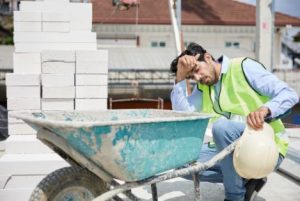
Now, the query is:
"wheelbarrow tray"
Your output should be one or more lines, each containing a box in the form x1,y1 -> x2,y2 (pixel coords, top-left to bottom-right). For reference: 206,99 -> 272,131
11,109 -> 210,182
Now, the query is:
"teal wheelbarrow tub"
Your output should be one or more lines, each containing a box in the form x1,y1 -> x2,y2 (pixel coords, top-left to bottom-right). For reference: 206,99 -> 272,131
11,109 -> 210,182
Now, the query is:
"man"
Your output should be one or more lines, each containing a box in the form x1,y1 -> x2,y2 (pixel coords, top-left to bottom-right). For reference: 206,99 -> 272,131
170,43 -> 299,201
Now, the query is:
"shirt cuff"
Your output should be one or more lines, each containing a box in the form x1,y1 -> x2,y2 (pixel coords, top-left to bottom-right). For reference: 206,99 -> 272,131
262,102 -> 279,119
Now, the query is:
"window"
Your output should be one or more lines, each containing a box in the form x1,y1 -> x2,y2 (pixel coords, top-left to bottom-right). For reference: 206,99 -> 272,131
233,42 -> 240,48
225,42 -> 232,48
159,42 -> 166,47
225,41 -> 240,49
151,41 -> 166,48
151,41 -> 158,47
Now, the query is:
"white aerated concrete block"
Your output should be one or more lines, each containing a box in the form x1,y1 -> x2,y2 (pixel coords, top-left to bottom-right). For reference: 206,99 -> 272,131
76,50 -> 108,62
6,86 -> 40,98
41,50 -> 75,62
42,22 -> 70,32
43,86 -> 75,98
69,3 -> 92,22
76,86 -> 108,98
14,21 -> 42,32
19,1 -> 43,12
13,53 -> 41,73
20,1 -> 69,12
76,74 -> 108,86
5,74 -> 40,86
8,123 -> 36,135
42,12 -> 69,22
75,99 -> 107,110
0,153 -> 68,175
7,98 -> 41,110
71,21 -> 92,31
41,99 -> 74,110
14,32 -> 96,43
42,62 -> 75,74
42,74 -> 74,87
14,11 -> 42,22
76,61 -> 108,74
15,43 -> 97,52
76,50 -> 108,73
5,135 -> 53,154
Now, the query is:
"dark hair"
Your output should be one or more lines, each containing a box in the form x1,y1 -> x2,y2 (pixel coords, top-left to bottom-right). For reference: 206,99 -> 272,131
170,43 -> 211,75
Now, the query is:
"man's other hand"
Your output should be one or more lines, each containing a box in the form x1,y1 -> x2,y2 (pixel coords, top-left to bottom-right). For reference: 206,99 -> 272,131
247,107 -> 270,130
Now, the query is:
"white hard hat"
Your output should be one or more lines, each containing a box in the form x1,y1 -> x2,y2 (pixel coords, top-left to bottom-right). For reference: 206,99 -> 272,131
233,123 -> 279,179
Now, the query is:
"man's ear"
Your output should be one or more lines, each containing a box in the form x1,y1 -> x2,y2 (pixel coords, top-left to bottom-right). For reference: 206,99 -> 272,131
204,53 -> 212,63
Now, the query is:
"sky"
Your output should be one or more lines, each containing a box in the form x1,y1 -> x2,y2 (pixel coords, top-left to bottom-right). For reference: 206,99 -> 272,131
238,0 -> 300,36
238,0 -> 300,18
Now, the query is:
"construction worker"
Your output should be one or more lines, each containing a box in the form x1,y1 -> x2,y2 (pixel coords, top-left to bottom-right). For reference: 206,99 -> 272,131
170,42 -> 299,201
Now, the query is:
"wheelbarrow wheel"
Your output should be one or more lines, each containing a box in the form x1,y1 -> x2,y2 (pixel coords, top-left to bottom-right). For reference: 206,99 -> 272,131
29,166 -> 110,201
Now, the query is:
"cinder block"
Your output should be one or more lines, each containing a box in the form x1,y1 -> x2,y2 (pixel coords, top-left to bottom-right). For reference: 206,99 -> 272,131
15,43 -> 97,53
42,86 -> 75,98
5,73 -> 40,86
14,11 -> 42,21
69,3 -> 92,22
42,12 -> 69,22
13,53 -> 41,73
0,153 -> 68,175
75,99 -> 107,110
14,32 -> 96,43
70,21 -> 92,31
7,98 -> 41,111
42,62 -> 75,74
41,99 -> 74,110
6,86 -> 40,98
19,1 -> 43,12
14,21 -> 42,32
75,74 -> 107,86
42,22 -> 70,32
76,50 -> 108,62
8,122 -> 37,135
42,74 -> 74,87
5,135 -> 53,154
76,86 -> 107,98
76,60 -> 108,74
20,1 -> 69,12
41,50 -> 75,62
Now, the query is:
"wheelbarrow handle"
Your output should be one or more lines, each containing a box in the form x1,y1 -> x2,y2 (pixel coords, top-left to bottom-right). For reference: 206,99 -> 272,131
92,139 -> 239,201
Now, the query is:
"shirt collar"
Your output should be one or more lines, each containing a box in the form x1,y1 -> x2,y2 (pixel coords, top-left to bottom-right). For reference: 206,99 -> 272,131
217,55 -> 230,75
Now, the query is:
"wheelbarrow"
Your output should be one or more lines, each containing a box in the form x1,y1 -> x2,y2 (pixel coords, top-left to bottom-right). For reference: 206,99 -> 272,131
11,109 -> 238,201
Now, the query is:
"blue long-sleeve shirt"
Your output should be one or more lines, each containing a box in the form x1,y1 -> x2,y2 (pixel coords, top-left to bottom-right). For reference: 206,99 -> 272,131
171,55 -> 299,119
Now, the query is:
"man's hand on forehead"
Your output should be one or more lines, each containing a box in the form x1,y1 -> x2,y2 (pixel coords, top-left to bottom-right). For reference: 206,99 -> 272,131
176,54 -> 200,82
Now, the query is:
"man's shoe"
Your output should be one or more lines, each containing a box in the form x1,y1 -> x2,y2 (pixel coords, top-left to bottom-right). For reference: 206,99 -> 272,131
244,177 -> 267,201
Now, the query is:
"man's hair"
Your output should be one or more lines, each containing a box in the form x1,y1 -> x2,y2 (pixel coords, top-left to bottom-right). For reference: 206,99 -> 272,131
170,43 -> 213,75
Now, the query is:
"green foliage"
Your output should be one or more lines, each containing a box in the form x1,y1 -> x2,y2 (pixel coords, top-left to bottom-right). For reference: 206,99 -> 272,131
2,36 -> 13,45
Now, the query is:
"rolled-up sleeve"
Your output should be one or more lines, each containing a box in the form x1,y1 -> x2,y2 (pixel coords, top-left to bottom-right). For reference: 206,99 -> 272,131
243,58 -> 299,118
170,80 -> 202,112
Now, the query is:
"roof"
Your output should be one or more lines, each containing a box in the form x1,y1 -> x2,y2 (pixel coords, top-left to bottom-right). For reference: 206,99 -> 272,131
92,0 -> 300,26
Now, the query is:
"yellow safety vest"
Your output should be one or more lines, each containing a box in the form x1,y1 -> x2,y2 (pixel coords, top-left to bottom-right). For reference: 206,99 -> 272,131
197,57 -> 288,156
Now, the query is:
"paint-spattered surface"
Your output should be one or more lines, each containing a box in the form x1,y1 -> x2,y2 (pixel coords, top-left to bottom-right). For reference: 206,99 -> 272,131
11,109 -> 210,181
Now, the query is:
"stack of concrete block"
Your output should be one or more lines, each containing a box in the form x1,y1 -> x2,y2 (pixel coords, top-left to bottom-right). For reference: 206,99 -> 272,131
1,1 -> 100,200
75,50 -> 108,110
41,50 -> 76,111
14,0 -> 96,53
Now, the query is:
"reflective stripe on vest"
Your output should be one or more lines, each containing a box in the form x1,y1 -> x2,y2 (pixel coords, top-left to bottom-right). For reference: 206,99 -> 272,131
197,57 -> 288,156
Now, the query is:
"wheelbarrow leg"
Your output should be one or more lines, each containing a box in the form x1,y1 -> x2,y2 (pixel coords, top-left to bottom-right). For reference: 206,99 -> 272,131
151,183 -> 158,201
192,172 -> 201,201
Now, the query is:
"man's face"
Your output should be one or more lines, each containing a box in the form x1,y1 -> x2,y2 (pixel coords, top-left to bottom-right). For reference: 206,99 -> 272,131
186,61 -> 217,85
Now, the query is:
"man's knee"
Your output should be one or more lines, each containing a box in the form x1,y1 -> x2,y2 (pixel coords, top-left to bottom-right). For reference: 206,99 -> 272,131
212,118 -> 231,141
